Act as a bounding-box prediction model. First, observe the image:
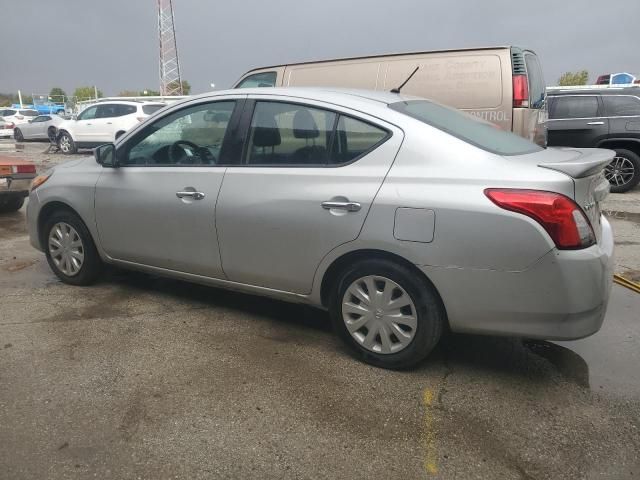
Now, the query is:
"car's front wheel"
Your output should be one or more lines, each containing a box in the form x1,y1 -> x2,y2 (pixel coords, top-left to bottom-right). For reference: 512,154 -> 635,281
605,149 -> 640,193
57,131 -> 77,154
43,210 -> 103,285
14,128 -> 24,142
329,258 -> 445,369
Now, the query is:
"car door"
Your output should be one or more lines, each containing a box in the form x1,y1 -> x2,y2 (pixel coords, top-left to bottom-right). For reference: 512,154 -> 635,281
95,97 -> 244,277
73,105 -> 99,142
27,115 -> 51,139
92,104 -> 120,142
602,94 -> 640,139
547,95 -> 608,147
216,98 -> 403,294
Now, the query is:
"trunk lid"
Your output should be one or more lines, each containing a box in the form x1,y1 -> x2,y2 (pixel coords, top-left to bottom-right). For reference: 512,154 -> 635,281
536,147 -> 613,242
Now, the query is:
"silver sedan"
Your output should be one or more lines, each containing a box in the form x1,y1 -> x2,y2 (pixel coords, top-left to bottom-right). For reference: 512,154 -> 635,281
26,88 -> 615,368
14,114 -> 64,141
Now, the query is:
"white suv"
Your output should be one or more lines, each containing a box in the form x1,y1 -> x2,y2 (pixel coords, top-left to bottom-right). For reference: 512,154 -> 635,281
57,101 -> 165,153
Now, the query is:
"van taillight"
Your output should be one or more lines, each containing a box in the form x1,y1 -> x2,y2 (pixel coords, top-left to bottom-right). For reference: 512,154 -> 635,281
13,164 -> 36,174
484,189 -> 595,250
513,75 -> 529,108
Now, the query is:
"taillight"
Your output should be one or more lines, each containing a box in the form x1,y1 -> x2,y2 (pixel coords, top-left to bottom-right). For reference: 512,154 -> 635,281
484,189 -> 595,250
512,75 -> 529,108
30,173 -> 51,191
5,122 -> 15,129
12,164 -> 36,174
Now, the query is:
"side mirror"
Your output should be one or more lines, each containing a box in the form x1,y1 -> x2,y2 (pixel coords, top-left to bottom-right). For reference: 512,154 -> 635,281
94,143 -> 117,168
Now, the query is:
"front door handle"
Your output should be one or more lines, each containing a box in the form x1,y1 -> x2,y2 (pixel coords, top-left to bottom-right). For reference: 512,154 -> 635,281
321,201 -> 361,212
587,121 -> 605,125
176,190 -> 205,200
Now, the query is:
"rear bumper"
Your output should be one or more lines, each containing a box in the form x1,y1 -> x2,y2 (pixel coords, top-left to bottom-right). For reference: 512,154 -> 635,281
421,215 -> 614,340
0,178 -> 31,198
0,128 -> 13,137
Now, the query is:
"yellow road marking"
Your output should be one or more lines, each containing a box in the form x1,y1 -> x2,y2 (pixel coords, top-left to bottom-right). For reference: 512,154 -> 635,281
423,388 -> 438,476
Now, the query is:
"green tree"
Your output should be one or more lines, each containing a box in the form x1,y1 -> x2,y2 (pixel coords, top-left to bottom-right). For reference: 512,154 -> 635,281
49,87 -> 66,98
73,86 -> 103,101
141,89 -> 161,96
558,70 -> 589,86
118,90 -> 140,97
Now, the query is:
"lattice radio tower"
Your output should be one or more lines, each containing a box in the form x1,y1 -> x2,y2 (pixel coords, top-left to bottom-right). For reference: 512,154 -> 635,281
157,0 -> 183,95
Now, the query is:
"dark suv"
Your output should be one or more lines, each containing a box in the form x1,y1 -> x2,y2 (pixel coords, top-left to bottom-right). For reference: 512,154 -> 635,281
547,86 -> 640,193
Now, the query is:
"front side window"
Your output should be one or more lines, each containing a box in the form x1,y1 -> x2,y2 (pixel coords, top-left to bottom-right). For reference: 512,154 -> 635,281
77,106 -> 98,120
390,100 -> 541,156
121,100 -> 236,166
236,71 -> 277,89
603,96 -> 640,116
246,102 -> 336,165
549,96 -> 599,119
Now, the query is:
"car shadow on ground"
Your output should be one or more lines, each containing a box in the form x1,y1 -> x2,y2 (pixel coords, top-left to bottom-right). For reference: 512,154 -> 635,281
102,268 -> 590,388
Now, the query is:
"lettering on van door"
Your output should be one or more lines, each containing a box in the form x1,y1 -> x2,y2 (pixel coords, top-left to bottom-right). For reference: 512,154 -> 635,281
466,110 -> 511,123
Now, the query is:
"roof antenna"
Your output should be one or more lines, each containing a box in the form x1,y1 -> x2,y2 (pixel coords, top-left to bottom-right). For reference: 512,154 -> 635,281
391,66 -> 420,94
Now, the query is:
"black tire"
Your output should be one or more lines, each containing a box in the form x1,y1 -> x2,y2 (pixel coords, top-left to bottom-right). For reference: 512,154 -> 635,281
43,210 -> 103,285
47,127 -> 57,143
0,196 -> 25,213
14,128 -> 24,142
606,149 -> 640,193
328,258 -> 444,369
57,131 -> 77,154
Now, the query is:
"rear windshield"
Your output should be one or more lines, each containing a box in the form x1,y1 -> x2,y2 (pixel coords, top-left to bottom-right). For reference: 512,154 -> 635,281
1,109 -> 17,116
20,110 -> 39,116
389,100 -> 542,156
142,104 -> 165,115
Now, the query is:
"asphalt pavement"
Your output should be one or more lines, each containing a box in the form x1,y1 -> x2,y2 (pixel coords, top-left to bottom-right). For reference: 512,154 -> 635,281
1,202 -> 639,479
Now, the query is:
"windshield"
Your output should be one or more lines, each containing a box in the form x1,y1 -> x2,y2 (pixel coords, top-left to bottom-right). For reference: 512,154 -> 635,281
389,100 -> 542,156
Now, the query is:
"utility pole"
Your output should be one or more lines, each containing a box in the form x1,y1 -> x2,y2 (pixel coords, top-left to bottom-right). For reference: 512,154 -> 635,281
157,0 -> 183,96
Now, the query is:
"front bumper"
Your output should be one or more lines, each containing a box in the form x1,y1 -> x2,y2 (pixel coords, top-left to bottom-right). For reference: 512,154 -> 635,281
421,215 -> 615,340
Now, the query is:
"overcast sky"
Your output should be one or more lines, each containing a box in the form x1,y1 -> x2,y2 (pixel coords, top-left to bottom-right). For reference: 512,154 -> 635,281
1,0 -> 638,96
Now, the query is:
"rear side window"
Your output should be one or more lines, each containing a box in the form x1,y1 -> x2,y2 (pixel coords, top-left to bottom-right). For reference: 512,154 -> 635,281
602,96 -> 640,116
246,102 -> 336,165
390,100 -> 541,156
524,54 -> 546,109
117,105 -> 137,116
236,72 -> 277,89
142,104 -> 165,115
330,116 -> 388,164
549,96 -> 599,119
20,110 -> 39,116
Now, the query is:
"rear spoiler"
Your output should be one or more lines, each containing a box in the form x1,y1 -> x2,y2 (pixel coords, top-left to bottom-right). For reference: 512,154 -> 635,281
538,148 -> 614,179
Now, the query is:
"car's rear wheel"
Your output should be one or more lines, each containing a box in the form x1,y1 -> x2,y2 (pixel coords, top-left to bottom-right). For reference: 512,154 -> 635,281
0,196 -> 25,213
14,128 -> 24,142
57,131 -> 77,154
605,149 -> 640,193
43,211 -> 103,285
329,258 -> 444,369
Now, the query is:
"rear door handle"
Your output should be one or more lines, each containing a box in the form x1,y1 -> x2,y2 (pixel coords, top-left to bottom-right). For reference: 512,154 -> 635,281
176,191 -> 205,200
321,201 -> 361,212
587,121 -> 604,125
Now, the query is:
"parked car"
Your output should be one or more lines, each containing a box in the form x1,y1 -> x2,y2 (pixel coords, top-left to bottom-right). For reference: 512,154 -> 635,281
0,108 -> 39,125
0,155 -> 37,212
27,88 -> 614,368
56,101 -> 166,153
14,114 -> 64,142
547,86 -> 640,192
234,46 -> 548,146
